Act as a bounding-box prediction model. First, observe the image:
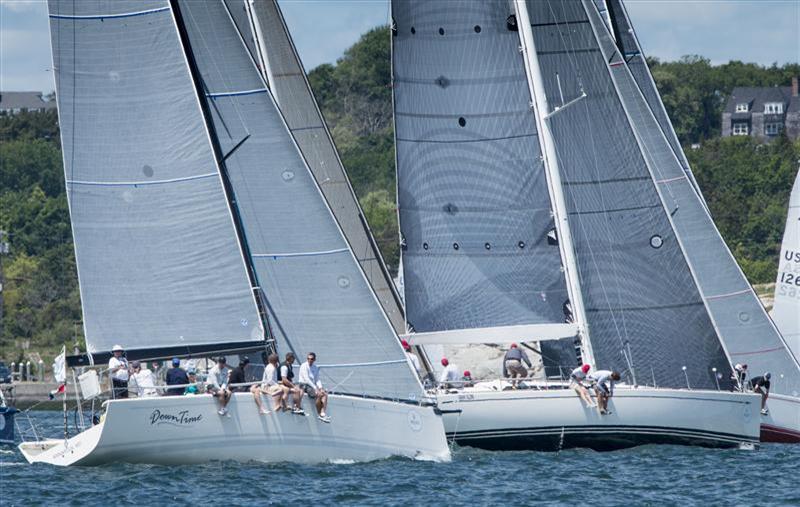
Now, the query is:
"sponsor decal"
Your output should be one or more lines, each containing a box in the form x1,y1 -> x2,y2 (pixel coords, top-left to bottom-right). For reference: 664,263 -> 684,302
407,410 -> 422,432
149,409 -> 203,427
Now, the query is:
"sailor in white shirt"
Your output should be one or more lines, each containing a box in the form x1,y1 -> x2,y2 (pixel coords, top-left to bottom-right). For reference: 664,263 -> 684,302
569,364 -> 595,407
401,340 -> 421,374
108,344 -> 130,399
207,357 -> 232,416
298,352 -> 330,423
130,361 -> 158,397
250,353 -> 288,414
589,369 -> 620,415
438,358 -> 461,389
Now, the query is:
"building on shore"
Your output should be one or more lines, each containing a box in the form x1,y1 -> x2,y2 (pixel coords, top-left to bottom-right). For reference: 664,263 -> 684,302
721,77 -> 800,141
0,91 -> 56,115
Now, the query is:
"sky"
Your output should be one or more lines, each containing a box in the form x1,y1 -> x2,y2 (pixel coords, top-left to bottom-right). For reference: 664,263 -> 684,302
0,0 -> 798,93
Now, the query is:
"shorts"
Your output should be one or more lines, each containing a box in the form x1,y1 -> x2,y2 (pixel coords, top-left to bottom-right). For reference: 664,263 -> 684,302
265,384 -> 284,396
300,384 -> 318,398
595,382 -> 610,395
207,386 -> 226,395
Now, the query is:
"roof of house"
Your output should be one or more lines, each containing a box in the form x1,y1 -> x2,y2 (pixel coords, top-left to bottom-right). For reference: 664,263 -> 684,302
723,86 -> 799,114
0,91 -> 56,111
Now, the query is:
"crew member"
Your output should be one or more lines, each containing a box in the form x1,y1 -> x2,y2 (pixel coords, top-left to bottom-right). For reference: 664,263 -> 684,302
503,343 -> 531,388
108,345 -> 130,399
749,372 -> 771,415
570,364 -> 595,407
438,358 -> 460,389
590,369 -> 620,415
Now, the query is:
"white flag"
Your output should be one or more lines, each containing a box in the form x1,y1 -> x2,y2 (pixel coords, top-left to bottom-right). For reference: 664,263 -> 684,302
53,346 -> 66,383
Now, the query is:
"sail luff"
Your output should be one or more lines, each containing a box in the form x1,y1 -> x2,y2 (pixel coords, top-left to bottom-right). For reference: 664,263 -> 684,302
514,0 -> 595,366
169,0 -> 268,343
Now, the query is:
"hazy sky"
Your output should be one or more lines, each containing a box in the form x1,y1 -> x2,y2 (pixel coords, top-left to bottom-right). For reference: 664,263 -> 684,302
1,0 -> 798,93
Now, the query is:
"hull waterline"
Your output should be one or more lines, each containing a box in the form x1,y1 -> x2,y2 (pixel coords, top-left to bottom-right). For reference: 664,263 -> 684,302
18,393 -> 450,466
436,384 -> 761,451
759,394 -> 800,443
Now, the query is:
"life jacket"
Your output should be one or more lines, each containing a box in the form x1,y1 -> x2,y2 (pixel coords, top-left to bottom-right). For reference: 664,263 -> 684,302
277,361 -> 294,382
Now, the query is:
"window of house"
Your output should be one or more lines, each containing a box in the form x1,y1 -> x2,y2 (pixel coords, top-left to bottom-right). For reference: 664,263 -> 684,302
765,122 -> 783,136
764,102 -> 784,114
732,122 -> 749,136
735,103 -> 749,113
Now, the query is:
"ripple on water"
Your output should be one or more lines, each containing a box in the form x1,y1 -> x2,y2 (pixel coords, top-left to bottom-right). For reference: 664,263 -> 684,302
2,411 -> 799,506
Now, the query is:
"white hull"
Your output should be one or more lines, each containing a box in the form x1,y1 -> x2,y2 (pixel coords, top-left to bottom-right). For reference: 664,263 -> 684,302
18,393 -> 450,466
436,384 -> 761,451
760,394 -> 800,443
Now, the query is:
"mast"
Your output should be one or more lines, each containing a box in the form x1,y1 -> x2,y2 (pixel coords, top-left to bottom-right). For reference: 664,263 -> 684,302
169,0 -> 273,351
513,0 -> 595,366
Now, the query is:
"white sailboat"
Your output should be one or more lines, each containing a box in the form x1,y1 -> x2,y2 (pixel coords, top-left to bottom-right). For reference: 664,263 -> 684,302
773,168 -> 800,360
391,0 -> 761,450
20,0 -> 449,466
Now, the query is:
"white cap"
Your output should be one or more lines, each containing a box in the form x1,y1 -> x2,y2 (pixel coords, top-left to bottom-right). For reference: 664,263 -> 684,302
111,344 -> 124,352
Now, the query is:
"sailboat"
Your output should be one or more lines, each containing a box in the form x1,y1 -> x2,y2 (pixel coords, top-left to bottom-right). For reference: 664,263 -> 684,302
600,0 -> 800,444
391,0 -> 762,450
774,168 -> 800,359
19,0 -> 449,466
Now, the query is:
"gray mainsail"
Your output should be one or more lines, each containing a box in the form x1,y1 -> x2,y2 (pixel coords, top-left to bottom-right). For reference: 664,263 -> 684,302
177,0 -> 422,401
237,0 -> 407,334
582,0 -> 800,395
392,0 -> 571,336
524,0 -> 731,389
48,0 -> 264,359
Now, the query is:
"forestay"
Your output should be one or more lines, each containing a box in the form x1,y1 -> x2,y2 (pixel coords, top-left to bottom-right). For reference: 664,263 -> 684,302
177,0 -> 422,401
48,0 -> 263,357
772,170 -> 800,361
525,0 -> 730,389
234,0 -> 407,334
392,0 -> 570,337
581,0 -> 800,396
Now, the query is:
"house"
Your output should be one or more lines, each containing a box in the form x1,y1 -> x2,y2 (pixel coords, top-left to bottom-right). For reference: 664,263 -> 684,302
0,91 -> 56,115
721,77 -> 800,141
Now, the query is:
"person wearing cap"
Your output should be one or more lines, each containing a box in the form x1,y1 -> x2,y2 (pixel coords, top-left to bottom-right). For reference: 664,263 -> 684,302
278,352 -> 305,415
401,339 -> 421,374
589,369 -> 620,415
570,364 -> 595,407
228,357 -> 250,393
462,370 -> 474,388
165,357 -> 189,396
298,352 -> 330,423
438,358 -> 460,389
502,343 -> 531,388
251,353 -> 287,414
130,361 -> 158,398
732,363 -> 748,391
184,369 -> 200,395
108,345 -> 130,399
207,357 -> 232,416
749,372 -> 772,415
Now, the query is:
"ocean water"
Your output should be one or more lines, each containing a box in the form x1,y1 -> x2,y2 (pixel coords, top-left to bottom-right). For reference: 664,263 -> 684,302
2,411 -> 797,506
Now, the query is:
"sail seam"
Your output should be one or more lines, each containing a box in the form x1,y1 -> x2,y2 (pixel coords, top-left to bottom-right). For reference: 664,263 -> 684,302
563,176 -> 650,186
656,175 -> 686,184
206,88 -> 268,98
49,6 -> 170,20
568,204 -> 660,215
730,346 -> 789,356
319,359 -> 408,369
252,247 -> 349,259
66,172 -> 218,187
587,301 -> 704,312
705,289 -> 751,300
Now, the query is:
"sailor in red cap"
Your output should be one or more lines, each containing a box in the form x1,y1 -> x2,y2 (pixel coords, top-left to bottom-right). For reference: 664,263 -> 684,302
570,364 -> 596,407
400,339 -> 420,374
462,370 -> 474,387
439,357 -> 460,389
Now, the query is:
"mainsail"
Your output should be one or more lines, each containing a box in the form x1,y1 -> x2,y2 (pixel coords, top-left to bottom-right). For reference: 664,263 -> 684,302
48,0 -> 264,361
175,0 -> 422,401
392,0 -> 572,342
235,0 -> 407,334
581,0 -> 800,396
773,169 -> 800,359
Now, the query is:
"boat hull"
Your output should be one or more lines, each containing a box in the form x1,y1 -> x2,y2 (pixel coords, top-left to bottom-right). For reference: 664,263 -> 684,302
760,394 -> 800,443
436,385 -> 761,451
18,393 -> 450,466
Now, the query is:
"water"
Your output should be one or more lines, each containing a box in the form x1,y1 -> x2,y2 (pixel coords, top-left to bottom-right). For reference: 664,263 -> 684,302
2,411 -> 798,506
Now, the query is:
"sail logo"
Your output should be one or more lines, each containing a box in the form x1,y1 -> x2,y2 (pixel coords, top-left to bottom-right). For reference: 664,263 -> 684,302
783,250 -> 800,263
149,409 -> 202,427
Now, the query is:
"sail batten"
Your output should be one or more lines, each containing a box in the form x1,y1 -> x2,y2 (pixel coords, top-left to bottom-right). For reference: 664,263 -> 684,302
48,0 -> 264,356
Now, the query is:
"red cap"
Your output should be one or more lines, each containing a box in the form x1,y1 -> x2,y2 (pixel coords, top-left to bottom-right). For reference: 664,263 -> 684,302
400,339 -> 410,350
581,364 -> 591,374
441,358 -> 449,366
463,370 -> 471,377
510,343 -> 518,348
